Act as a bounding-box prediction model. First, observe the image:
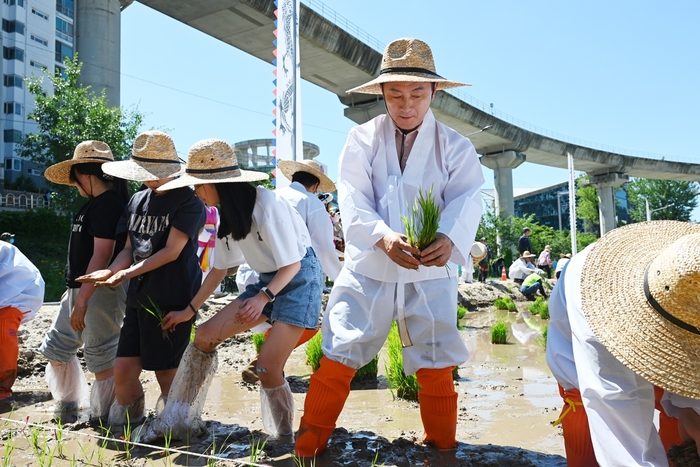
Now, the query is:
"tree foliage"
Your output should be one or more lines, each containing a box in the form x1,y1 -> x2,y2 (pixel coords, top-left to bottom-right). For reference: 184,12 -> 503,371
17,55 -> 143,212
575,175 -> 600,234
626,178 -> 699,222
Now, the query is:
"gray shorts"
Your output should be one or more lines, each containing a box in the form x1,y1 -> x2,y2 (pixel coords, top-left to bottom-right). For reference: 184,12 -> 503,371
40,283 -> 127,373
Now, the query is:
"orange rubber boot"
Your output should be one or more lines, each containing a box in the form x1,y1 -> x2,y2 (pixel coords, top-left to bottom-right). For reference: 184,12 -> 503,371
0,307 -> 23,400
295,356 -> 356,457
416,367 -> 458,450
655,386 -> 682,451
556,385 -> 598,467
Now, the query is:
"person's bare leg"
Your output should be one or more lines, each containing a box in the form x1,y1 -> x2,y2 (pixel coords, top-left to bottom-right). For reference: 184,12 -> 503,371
194,299 -> 266,352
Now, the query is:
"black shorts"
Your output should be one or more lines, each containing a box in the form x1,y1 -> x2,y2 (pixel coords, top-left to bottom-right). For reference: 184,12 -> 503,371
116,306 -> 194,371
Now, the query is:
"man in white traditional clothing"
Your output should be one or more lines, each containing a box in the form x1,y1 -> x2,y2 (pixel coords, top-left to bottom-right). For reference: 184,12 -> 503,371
547,220 -> 700,466
295,37 -> 484,457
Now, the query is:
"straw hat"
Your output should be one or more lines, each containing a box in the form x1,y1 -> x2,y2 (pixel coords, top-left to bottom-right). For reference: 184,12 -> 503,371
520,251 -> 536,259
277,159 -> 335,193
102,131 -> 183,181
545,245 -> 552,251
471,242 -> 487,264
347,38 -> 469,95
580,221 -> 700,398
158,138 -> 268,191
44,140 -> 114,185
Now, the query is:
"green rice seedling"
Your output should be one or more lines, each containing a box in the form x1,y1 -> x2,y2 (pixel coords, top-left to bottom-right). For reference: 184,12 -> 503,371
386,322 -> 420,402
491,320 -> 508,345
457,305 -> 467,321
37,436 -> 56,467
54,418 -> 65,458
538,302 -> 550,320
2,431 -> 15,467
494,296 -> 517,312
96,434 -> 109,467
401,186 -> 441,252
305,331 -> 324,372
190,324 -> 197,343
143,296 -> 170,341
292,453 -> 317,467
371,449 -> 385,467
162,428 -> 173,466
28,424 -> 42,453
252,333 -> 266,354
536,325 -> 548,350
353,355 -> 379,384
527,296 -> 544,316
77,440 -> 95,465
249,435 -> 267,463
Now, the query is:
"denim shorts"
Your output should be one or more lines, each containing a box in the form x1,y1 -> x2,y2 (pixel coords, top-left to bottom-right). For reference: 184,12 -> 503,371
237,247 -> 322,329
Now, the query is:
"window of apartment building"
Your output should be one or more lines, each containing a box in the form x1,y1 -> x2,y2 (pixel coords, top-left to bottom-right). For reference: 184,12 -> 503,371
56,0 -> 74,18
31,8 -> 49,21
3,0 -> 25,6
31,34 -> 49,47
3,74 -> 23,88
55,18 -> 73,41
27,168 -> 42,176
4,102 -> 22,115
4,158 -> 21,171
2,19 -> 25,35
3,47 -> 24,62
30,60 -> 46,70
3,129 -> 21,143
55,41 -> 72,63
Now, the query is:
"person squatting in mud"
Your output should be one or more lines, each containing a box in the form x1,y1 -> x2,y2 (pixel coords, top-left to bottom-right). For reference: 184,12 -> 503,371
295,37 -> 485,457
136,138 -> 322,442
39,141 -> 130,421
77,131 -> 206,426
547,220 -> 700,466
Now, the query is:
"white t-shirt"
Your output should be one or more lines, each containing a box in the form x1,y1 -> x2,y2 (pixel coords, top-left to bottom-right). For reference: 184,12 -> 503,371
213,186 -> 311,273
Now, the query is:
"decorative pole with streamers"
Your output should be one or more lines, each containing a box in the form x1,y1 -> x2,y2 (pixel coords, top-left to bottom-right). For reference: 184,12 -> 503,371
272,0 -> 302,189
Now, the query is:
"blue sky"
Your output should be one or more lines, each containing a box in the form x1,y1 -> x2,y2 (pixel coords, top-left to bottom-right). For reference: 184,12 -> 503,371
120,1 -> 700,214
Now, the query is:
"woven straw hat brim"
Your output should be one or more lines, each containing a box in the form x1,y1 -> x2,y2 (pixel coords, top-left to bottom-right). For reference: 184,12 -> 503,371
277,160 -> 335,192
471,242 -> 487,264
580,220 -> 700,399
101,160 -> 184,182
44,157 -> 112,185
158,169 -> 269,191
347,74 -> 469,95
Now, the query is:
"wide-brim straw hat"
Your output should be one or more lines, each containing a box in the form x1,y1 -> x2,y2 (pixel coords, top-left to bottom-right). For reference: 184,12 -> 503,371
520,251 -> 536,259
347,38 -> 469,95
471,242 -> 487,264
44,140 -> 114,185
580,220 -> 700,398
158,138 -> 268,191
102,131 -> 183,181
278,159 -> 335,192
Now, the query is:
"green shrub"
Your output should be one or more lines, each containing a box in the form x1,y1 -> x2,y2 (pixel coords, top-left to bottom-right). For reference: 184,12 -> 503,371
456,305 -> 467,321
305,331 -> 323,372
252,333 -> 265,354
494,296 -> 516,312
386,322 -> 420,402
527,296 -> 550,319
491,320 -> 508,344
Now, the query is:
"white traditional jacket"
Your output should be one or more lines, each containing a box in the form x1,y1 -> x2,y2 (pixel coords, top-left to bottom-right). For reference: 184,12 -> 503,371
337,109 -> 484,283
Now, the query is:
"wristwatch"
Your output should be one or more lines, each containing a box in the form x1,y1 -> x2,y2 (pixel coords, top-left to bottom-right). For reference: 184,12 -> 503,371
260,286 -> 276,303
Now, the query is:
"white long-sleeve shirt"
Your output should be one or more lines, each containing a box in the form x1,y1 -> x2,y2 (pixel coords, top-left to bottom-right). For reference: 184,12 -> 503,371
0,242 -> 45,323
277,181 -> 342,281
508,258 -> 536,280
547,245 -> 700,466
337,109 -> 484,283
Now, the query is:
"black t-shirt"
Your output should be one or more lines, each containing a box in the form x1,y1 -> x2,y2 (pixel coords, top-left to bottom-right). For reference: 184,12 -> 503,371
121,186 -> 206,309
65,190 -> 126,288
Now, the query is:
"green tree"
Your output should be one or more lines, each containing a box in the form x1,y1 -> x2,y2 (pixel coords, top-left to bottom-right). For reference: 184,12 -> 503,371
17,55 -> 143,212
626,178 -> 699,222
575,175 -> 600,234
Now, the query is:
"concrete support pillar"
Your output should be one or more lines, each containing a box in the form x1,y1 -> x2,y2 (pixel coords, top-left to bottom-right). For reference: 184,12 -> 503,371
589,172 -> 629,235
480,151 -> 527,218
76,0 -> 122,107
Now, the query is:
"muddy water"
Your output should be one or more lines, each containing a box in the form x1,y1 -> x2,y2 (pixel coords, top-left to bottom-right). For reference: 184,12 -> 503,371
1,307 -> 565,465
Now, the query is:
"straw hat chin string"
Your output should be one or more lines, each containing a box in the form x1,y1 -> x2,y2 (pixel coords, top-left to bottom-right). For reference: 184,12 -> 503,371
101,131 -> 184,182
580,220 -> 700,399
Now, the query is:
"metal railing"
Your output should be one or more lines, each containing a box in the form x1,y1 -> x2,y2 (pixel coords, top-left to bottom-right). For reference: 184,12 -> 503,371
1,193 -> 51,209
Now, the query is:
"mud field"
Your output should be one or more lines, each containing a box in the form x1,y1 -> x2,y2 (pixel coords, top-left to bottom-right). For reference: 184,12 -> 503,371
1,280 -> 567,466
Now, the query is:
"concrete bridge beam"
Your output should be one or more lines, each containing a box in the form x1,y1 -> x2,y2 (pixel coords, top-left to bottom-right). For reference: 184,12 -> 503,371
589,172 -> 629,235
480,151 -> 527,218
76,0 -> 122,107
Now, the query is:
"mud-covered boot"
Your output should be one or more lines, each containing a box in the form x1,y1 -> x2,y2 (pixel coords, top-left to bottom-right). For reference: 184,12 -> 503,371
107,392 -> 145,427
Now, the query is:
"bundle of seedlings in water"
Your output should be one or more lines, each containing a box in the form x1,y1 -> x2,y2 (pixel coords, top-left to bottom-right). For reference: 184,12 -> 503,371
668,439 -> 700,467
536,325 -> 548,350
494,296 -> 517,312
401,187 -> 447,274
491,320 -> 508,345
252,333 -> 265,354
353,355 -> 379,384
305,332 -> 379,384
143,296 -> 170,341
528,296 -> 549,319
386,322 -> 420,401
